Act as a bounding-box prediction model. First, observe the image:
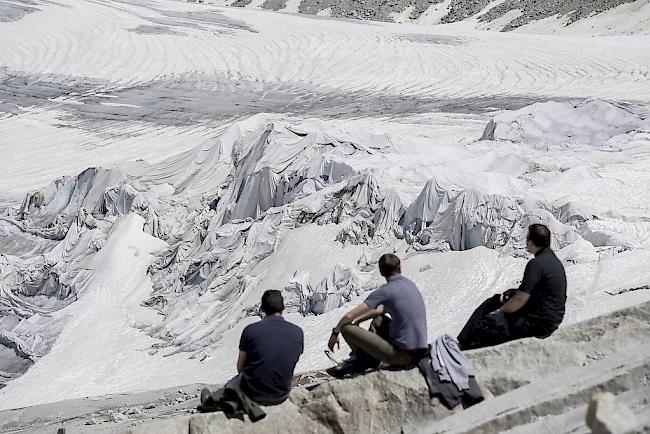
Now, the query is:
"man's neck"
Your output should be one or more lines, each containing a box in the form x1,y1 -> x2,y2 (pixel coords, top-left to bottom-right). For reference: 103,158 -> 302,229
385,273 -> 400,282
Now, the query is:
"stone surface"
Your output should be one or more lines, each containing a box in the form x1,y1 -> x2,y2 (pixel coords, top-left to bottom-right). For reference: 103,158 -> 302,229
2,301 -> 650,433
419,342 -> 650,433
118,300 -> 650,434
184,369 -> 457,434
586,392 -> 638,434
125,416 -> 190,434
501,385 -> 650,434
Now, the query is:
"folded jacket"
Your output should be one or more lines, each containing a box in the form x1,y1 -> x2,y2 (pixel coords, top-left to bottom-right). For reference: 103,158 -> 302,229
431,334 -> 476,391
417,356 -> 484,410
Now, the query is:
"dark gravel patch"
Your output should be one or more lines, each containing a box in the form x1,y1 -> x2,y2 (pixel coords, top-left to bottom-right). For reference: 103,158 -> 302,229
0,1 -> 38,22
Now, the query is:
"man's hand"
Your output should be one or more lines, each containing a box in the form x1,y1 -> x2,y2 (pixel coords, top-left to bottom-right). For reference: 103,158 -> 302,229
329,303 -> 374,350
328,332 -> 340,351
500,289 -> 516,304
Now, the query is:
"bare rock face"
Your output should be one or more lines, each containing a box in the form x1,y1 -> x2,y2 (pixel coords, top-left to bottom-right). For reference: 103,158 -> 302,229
586,392 -> 638,434
219,0 -> 644,31
118,301 -> 650,434
126,369 -> 458,434
2,301 -> 650,433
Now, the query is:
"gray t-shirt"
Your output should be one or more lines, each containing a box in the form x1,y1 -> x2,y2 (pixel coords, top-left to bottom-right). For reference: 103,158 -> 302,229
364,274 -> 428,350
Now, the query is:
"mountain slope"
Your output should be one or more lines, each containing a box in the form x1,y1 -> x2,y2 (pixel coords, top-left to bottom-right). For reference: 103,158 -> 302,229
199,0 -> 650,34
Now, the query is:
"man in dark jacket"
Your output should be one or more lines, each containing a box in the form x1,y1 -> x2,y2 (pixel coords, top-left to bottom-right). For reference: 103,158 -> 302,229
327,253 -> 428,376
200,290 -> 304,419
457,224 -> 567,350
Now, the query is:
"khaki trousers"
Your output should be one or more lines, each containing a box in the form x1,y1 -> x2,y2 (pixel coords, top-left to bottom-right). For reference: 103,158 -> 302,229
341,316 -> 415,366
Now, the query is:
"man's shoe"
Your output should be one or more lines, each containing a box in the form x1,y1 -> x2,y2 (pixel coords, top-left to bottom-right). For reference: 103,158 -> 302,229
200,388 -> 213,406
326,356 -> 378,378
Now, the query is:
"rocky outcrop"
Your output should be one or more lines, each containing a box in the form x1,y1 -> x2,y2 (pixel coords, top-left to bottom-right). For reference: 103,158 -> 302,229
71,300 -> 648,434
422,344 -> 650,433
1,301 -> 649,432
183,370 -> 456,434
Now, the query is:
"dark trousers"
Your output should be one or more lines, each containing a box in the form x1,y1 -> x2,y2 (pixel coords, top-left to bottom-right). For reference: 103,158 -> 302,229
457,295 -> 533,350
199,374 -> 285,422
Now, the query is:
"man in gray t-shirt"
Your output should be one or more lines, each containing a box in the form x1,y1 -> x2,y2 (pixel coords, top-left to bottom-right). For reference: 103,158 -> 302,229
327,254 -> 428,375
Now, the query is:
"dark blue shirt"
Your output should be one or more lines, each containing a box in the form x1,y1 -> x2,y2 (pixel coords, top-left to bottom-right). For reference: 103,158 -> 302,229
239,315 -> 304,402
364,274 -> 428,350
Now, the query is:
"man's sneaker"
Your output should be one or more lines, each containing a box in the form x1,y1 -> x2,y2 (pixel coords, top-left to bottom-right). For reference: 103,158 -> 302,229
198,388 -> 219,413
326,356 -> 379,378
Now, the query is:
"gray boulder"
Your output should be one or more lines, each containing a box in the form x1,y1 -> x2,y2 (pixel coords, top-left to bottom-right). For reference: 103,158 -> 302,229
586,392 -> 638,434
125,369 -> 459,434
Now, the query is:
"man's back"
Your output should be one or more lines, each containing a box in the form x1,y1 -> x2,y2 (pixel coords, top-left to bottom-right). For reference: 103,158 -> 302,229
518,248 -> 567,334
364,274 -> 428,350
239,316 -> 304,402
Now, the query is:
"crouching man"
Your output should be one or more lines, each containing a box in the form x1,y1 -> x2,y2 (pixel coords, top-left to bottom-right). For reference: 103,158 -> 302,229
457,224 -> 567,350
327,253 -> 428,377
200,290 -> 304,421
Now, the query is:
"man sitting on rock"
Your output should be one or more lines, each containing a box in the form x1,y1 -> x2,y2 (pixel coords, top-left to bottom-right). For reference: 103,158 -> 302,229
327,253 -> 428,377
457,223 -> 567,350
200,290 -> 304,420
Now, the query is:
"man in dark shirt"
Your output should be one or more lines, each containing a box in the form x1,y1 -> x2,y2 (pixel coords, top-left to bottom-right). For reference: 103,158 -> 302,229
238,290 -> 304,404
327,254 -> 428,376
199,290 -> 303,419
457,224 -> 567,350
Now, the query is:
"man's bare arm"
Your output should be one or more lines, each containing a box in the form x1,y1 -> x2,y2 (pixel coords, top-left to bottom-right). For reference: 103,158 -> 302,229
333,303 -> 375,333
328,303 -> 376,351
496,291 -> 530,314
353,305 -> 384,325
236,351 -> 247,373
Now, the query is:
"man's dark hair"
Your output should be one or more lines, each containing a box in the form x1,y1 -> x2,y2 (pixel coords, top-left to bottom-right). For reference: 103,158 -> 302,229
527,224 -> 551,248
261,290 -> 284,315
378,253 -> 401,277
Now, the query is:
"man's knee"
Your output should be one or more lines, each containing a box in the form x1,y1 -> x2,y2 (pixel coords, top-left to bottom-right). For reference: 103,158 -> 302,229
340,323 -> 358,336
340,324 -> 369,356
340,323 -> 362,345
